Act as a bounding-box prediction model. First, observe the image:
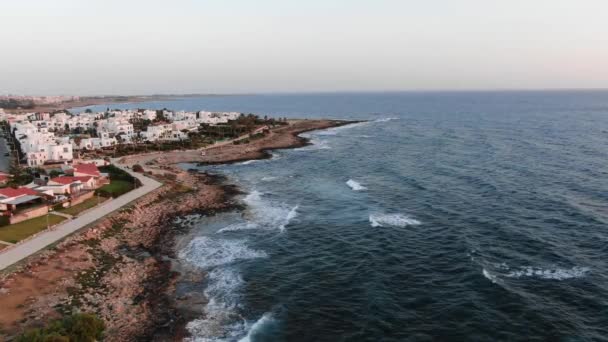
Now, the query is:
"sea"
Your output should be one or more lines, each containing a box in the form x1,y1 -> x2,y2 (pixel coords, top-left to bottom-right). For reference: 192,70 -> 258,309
75,91 -> 608,341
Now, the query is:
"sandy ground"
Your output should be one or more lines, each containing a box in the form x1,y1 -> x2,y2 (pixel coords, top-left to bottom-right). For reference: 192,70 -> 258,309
0,118 -> 351,340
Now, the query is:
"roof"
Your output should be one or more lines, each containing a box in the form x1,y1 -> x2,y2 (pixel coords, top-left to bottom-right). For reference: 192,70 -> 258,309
3,195 -> 41,205
50,176 -> 93,185
73,163 -> 100,177
0,187 -> 40,199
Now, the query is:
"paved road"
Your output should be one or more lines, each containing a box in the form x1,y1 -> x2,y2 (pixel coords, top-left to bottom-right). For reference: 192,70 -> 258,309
0,165 -> 162,271
0,137 -> 10,173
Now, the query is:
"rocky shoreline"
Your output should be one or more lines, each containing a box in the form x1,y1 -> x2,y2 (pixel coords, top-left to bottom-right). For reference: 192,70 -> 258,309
0,119 -> 356,341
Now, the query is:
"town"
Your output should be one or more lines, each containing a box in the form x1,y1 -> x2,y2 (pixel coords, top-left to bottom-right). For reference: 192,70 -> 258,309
0,106 -> 285,246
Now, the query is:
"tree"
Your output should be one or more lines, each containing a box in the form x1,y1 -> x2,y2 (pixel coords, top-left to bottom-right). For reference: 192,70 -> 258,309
84,108 -> 93,113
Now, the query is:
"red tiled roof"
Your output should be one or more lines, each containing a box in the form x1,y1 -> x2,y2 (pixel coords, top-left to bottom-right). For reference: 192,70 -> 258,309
0,187 -> 39,198
73,163 -> 100,177
50,176 -> 93,185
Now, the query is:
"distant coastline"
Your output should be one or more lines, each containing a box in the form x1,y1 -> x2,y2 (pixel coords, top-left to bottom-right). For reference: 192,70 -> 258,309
3,94 -> 243,114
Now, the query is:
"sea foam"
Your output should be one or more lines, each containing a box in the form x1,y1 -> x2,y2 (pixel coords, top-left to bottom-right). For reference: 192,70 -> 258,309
238,313 -> 276,342
374,117 -> 399,122
179,236 -> 267,269
346,179 -> 367,191
184,268 -> 249,341
369,213 -> 421,227
482,268 -> 499,284
505,266 -> 590,280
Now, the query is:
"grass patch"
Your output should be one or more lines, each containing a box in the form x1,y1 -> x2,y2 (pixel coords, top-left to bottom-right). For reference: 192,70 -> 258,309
0,215 -> 66,244
97,180 -> 135,198
59,197 -> 108,216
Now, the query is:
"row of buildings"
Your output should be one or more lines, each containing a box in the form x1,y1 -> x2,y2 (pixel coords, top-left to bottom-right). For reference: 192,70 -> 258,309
0,109 -> 241,167
0,163 -> 108,224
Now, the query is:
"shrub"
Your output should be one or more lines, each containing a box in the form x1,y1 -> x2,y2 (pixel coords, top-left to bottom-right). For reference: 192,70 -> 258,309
132,164 -> 144,173
16,313 -> 105,342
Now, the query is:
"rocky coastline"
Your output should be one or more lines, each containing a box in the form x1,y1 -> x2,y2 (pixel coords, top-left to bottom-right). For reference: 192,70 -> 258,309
0,119 -> 357,341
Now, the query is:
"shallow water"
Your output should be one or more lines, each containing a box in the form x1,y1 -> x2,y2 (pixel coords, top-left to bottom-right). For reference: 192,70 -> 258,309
79,91 -> 608,341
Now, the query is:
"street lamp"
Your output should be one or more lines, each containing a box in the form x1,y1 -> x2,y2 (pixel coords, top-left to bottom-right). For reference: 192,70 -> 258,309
46,207 -> 53,230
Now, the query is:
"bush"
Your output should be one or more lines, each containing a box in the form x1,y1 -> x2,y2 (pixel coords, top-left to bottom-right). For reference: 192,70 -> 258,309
132,164 -> 144,173
16,313 -> 105,342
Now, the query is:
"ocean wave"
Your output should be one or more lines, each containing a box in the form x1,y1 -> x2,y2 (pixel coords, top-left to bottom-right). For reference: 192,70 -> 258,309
481,263 -> 590,284
261,176 -> 278,182
374,117 -> 399,122
245,191 -> 298,232
369,213 -> 421,227
280,205 -> 299,232
482,268 -> 499,284
185,268 -> 249,342
346,179 -> 367,191
240,160 -> 258,165
300,138 -> 331,151
505,266 -> 590,280
238,313 -> 276,342
179,236 -> 267,269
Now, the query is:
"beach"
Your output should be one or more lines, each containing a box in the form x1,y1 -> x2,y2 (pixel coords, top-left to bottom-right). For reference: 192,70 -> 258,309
0,119 -> 352,341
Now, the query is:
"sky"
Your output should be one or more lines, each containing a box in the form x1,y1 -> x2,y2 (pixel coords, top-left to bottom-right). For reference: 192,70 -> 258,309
1,0 -> 607,95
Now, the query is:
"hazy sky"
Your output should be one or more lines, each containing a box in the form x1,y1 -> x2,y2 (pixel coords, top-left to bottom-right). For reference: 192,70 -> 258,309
1,0 -> 607,95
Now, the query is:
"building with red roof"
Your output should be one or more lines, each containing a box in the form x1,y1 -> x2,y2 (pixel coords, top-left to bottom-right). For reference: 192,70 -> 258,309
0,186 -> 48,224
48,176 -> 96,193
73,163 -> 101,178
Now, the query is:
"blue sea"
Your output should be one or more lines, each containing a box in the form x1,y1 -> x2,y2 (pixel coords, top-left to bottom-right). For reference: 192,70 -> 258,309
77,91 -> 608,341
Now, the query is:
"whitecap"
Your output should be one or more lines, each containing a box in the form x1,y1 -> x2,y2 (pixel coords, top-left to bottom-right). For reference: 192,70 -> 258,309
280,205 -> 299,232
185,268 -> 249,342
374,117 -> 399,122
234,190 -> 299,232
369,213 -> 421,227
346,179 -> 367,191
302,138 -> 331,150
240,160 -> 258,165
482,268 -> 499,284
238,313 -> 276,342
178,236 -> 267,269
505,266 -> 590,280
261,176 -> 278,182
217,222 -> 258,233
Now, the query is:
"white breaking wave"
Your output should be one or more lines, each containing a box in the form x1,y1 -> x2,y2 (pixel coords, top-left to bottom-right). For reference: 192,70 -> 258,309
185,268 -> 249,342
179,236 -> 267,269
302,138 -> 331,151
261,176 -> 278,182
374,117 -> 399,122
220,190 -> 298,233
238,313 -> 276,342
369,213 -> 421,227
346,179 -> 367,191
505,266 -> 590,280
280,205 -> 299,232
482,268 -> 499,284
240,160 -> 258,165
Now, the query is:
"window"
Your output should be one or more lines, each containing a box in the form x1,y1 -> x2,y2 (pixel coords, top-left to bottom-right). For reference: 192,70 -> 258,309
63,147 -> 69,153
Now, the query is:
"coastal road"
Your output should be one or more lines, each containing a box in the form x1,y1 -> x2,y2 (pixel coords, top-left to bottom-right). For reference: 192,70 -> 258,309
0,137 -> 10,172
0,165 -> 162,271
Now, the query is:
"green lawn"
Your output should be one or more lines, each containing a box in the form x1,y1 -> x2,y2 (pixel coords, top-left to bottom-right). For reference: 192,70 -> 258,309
98,180 -> 135,198
59,197 -> 108,216
0,214 -> 66,244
